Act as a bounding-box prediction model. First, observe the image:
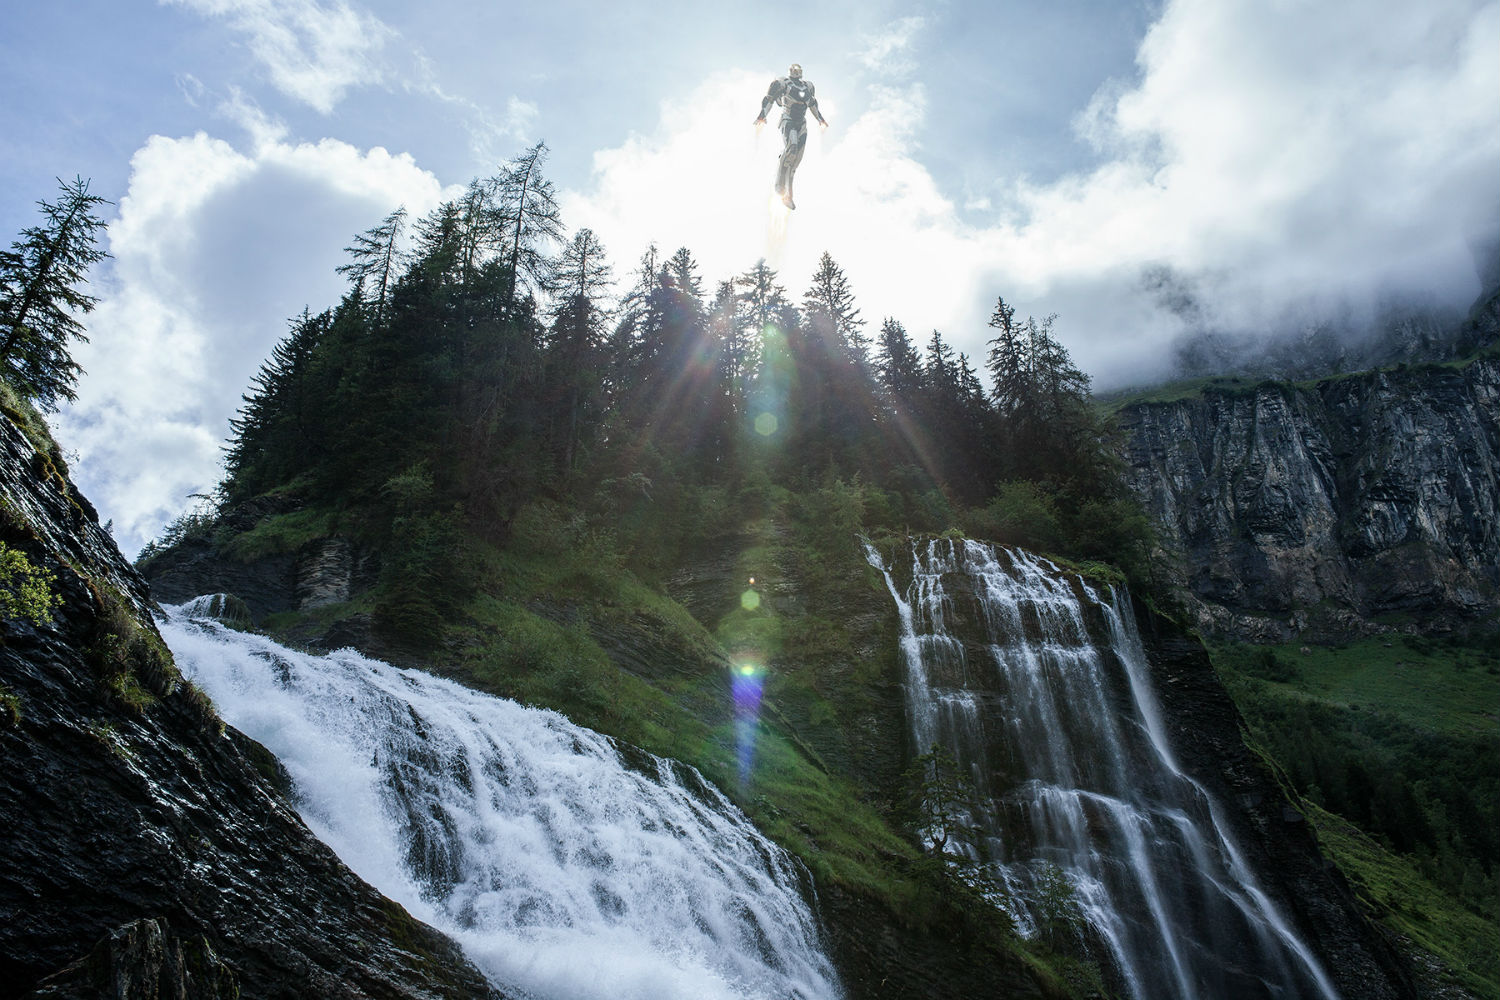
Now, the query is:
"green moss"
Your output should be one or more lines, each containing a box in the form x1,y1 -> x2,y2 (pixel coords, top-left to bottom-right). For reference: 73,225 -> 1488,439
85,579 -> 218,731
0,682 -> 20,726
86,721 -> 141,765
260,591 -> 377,636
86,580 -> 172,710
0,378 -> 68,474
223,508 -> 337,562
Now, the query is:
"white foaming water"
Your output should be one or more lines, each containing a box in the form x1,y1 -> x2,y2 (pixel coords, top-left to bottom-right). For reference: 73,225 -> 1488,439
161,599 -> 841,1000
863,539 -> 1339,1000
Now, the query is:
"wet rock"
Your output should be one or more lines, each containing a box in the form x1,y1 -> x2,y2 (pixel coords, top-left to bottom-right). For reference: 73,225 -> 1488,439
297,537 -> 355,610
27,917 -> 238,999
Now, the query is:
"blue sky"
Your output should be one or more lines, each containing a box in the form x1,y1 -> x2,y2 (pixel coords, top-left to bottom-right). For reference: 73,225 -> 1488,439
3,0 -> 1497,557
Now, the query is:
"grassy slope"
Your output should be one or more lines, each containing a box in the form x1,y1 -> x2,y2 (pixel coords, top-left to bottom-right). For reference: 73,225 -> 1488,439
1217,637 -> 1499,736
1305,803 -> 1499,999
1098,341 -> 1500,417
1214,636 -> 1500,999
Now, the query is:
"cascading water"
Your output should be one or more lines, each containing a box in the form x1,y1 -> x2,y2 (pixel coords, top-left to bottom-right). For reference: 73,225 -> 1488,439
865,538 -> 1339,1000
159,599 -> 841,1000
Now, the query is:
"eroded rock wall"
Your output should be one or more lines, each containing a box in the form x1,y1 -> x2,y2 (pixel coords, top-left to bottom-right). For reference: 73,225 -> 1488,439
1117,357 -> 1500,639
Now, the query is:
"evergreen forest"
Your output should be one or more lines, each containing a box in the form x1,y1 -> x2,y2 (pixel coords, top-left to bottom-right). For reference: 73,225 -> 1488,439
153,144 -> 1151,641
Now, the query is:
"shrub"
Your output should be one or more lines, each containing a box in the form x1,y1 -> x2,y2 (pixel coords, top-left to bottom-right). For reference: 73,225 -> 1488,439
0,541 -> 62,625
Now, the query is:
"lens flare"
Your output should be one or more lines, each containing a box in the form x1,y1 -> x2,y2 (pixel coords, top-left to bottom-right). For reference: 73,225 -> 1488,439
731,656 -> 766,785
740,588 -> 761,610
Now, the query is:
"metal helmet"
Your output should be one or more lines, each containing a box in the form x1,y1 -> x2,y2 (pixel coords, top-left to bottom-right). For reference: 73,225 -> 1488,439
788,63 -> 803,79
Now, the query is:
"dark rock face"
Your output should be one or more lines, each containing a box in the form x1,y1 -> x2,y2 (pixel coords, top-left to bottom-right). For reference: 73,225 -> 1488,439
139,498 -> 299,624
28,917 -> 239,999
142,497 -> 379,629
1117,357 -> 1500,639
819,885 -> 1053,1000
1131,602 -> 1416,1000
0,415 -> 500,999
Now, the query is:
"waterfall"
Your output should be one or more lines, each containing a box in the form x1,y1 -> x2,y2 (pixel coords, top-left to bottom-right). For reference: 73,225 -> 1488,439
159,600 -> 842,1000
865,539 -> 1339,1000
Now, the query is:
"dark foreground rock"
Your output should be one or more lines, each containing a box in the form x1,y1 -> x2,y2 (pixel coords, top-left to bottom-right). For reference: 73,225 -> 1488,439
0,412 -> 502,1000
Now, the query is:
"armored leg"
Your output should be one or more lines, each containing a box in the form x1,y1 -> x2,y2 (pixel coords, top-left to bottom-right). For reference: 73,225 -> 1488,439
776,118 -> 808,206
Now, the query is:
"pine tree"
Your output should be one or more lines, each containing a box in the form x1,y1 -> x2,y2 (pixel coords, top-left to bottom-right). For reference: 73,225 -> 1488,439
735,259 -> 787,350
545,228 -> 614,473
985,295 -> 1029,419
0,177 -> 110,408
663,246 -> 704,302
924,329 -> 957,393
498,142 -> 564,310
801,251 -> 867,364
608,245 -> 665,408
873,318 -> 924,405
708,279 -> 747,452
223,308 -> 330,498
336,207 -> 406,326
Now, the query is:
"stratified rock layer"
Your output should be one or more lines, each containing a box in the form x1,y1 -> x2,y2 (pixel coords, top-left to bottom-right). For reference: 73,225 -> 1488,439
1118,356 -> 1500,639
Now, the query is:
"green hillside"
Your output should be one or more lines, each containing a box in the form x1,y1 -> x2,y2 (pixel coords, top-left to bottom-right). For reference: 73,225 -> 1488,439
1215,635 -> 1500,997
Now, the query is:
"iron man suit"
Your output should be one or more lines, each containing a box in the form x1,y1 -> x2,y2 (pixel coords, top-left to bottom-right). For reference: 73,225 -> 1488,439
755,64 -> 826,209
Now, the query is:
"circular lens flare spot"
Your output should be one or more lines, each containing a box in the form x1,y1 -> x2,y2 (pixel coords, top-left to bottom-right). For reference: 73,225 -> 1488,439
741,589 -> 761,610
754,412 -> 779,437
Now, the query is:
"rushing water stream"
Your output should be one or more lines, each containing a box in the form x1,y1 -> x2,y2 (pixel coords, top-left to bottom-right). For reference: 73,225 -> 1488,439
865,538 -> 1339,1000
160,600 -> 841,1000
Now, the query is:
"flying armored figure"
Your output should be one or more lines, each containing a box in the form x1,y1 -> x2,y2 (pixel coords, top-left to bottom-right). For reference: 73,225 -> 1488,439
755,63 -> 827,209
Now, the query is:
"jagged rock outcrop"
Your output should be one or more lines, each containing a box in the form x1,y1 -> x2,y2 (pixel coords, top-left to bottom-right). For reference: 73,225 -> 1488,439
1117,355 -> 1500,639
0,411 -> 502,999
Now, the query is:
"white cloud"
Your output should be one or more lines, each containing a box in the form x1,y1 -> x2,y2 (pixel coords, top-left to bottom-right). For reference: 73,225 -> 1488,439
164,0 -> 393,113
1016,0 -> 1500,369
855,16 -> 926,76
569,0 -> 1500,388
405,51 -> 539,163
55,130 -> 453,557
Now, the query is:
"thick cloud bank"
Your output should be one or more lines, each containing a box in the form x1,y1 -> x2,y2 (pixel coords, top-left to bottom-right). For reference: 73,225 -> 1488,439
570,0 -> 1499,386
52,0 -> 1500,557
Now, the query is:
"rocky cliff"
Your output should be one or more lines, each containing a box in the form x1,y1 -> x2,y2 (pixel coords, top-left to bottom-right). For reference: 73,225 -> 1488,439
1116,353 -> 1500,640
0,406 -> 502,999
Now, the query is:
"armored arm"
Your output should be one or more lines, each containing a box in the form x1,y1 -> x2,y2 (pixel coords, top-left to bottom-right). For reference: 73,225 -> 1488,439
756,79 -> 783,122
807,87 -> 827,126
